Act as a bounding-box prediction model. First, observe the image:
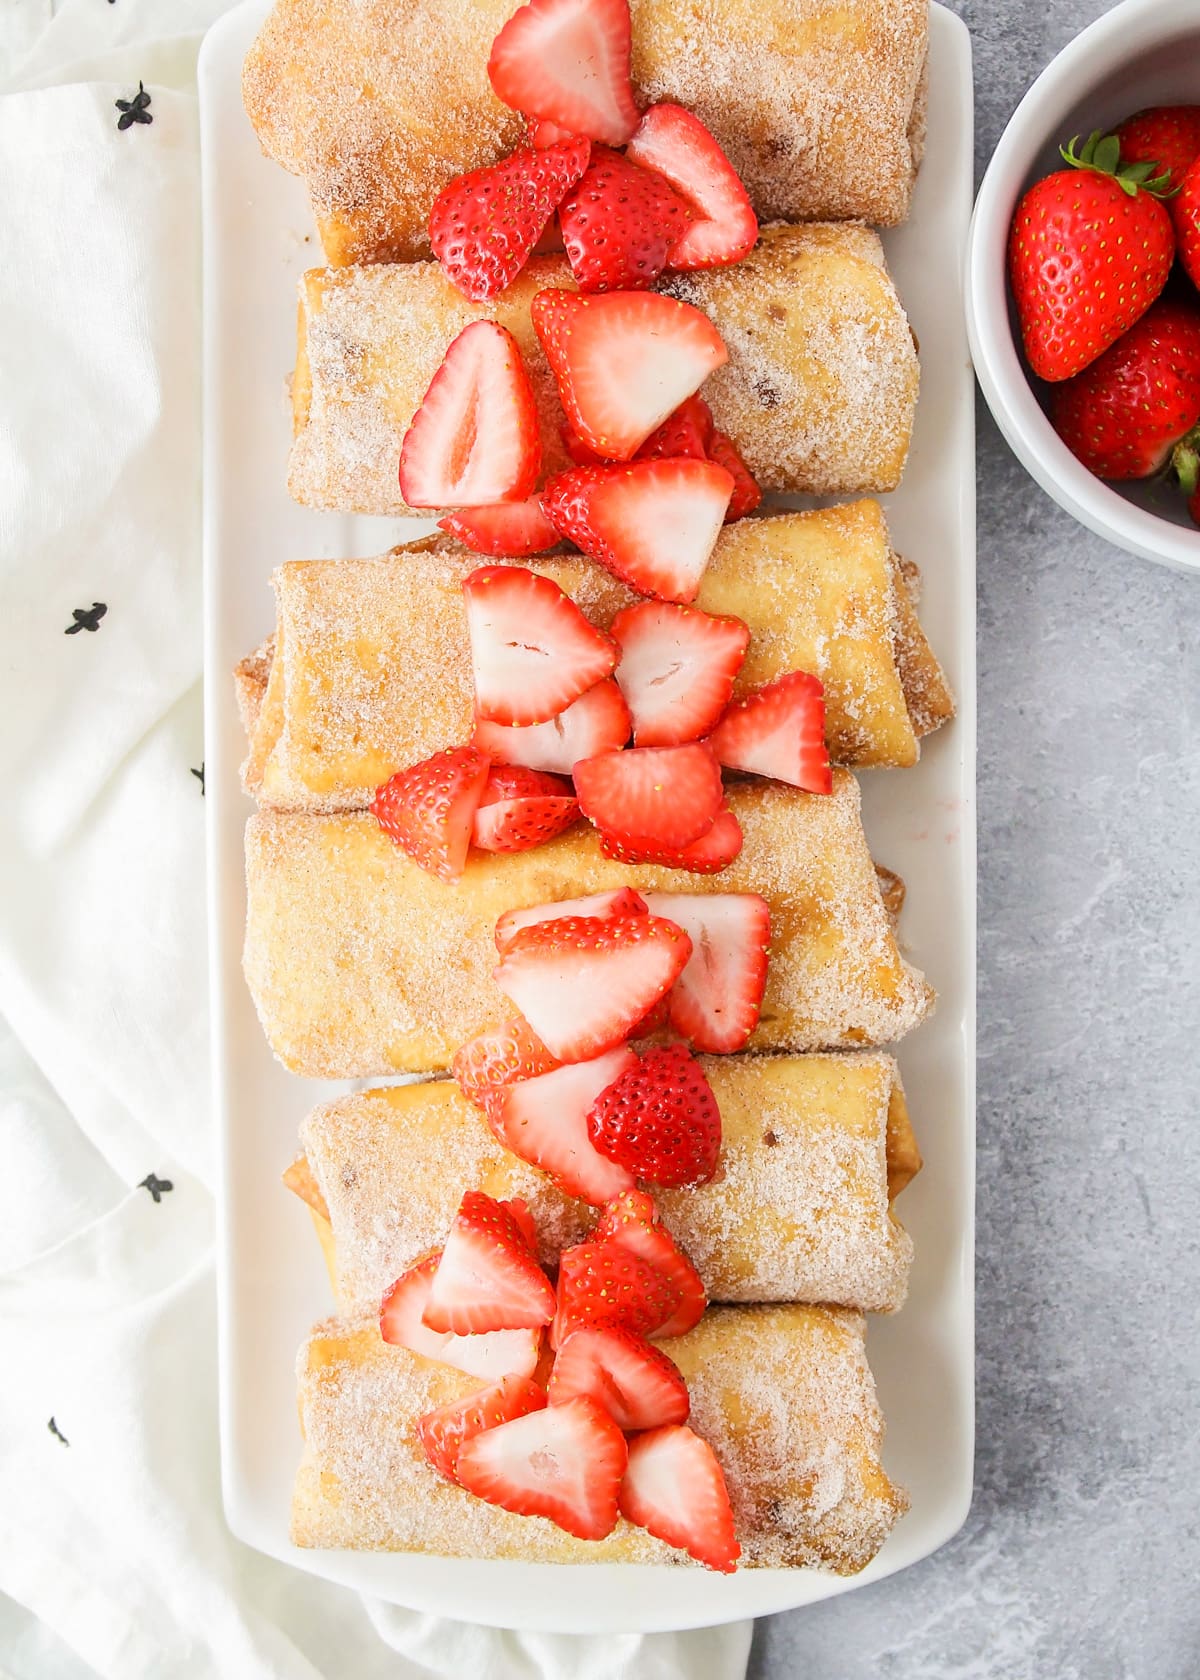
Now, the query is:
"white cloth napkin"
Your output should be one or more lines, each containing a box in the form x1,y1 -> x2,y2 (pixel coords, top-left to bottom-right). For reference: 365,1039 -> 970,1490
0,4 -> 754,1677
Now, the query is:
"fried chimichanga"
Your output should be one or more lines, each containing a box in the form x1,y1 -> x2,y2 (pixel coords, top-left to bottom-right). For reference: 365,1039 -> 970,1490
242,774 -> 933,1080
289,226 -> 918,513
244,0 -> 928,267
292,1304 -> 907,1571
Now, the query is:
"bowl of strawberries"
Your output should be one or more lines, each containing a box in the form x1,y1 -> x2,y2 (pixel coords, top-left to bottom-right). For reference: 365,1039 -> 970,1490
966,0 -> 1200,573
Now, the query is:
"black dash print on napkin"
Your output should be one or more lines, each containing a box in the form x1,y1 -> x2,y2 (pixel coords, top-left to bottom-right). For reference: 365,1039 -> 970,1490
138,1173 -> 174,1204
48,1417 -> 70,1446
65,602 -> 107,635
116,83 -> 153,131
191,764 -> 206,795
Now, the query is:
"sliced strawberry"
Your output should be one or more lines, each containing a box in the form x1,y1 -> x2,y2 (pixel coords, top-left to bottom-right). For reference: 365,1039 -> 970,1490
573,742 -> 723,849
422,1191 -> 556,1334
528,116 -> 583,149
553,1238 -> 682,1346
472,764 -> 580,852
456,1392 -> 628,1540
487,0 -> 639,148
462,564 -> 616,727
586,1042 -> 721,1187
541,459 -> 733,602
625,103 -> 758,271
371,745 -> 491,881
593,1189 -> 706,1337
620,1425 -> 741,1572
429,140 -> 591,303
438,497 -> 561,558
452,1017 -> 561,1111
488,1047 -> 638,1203
493,911 -> 693,1061
418,1374 -> 546,1484
549,1327 -> 690,1430
560,147 -> 691,293
597,805 -> 743,874
612,601 -> 749,747
380,1254 -> 542,1379
708,670 -> 831,792
399,321 -> 541,508
640,892 -> 770,1054
501,1197 -> 540,1256
706,430 -> 762,520
634,394 -> 714,461
560,423 -> 608,467
473,677 -> 630,773
531,288 -> 728,461
495,887 -> 648,954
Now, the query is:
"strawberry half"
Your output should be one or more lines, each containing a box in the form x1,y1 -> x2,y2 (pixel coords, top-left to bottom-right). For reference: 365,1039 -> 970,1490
438,498 -> 561,557
495,887 -> 648,954
418,1374 -> 547,1484
597,805 -> 743,874
399,321 -> 541,507
380,1254 -> 542,1379
371,745 -> 491,881
429,139 -> 591,303
626,103 -> 758,270
531,288 -> 728,461
612,601 -> 749,747
472,764 -> 580,852
474,677 -> 631,773
462,564 -> 616,726
549,1326 -> 690,1431
640,891 -> 770,1054
553,1238 -> 682,1346
560,147 -> 691,293
452,1017 -> 561,1113
488,1047 -> 638,1204
634,394 -> 714,461
707,670 -> 832,793
492,911 -> 693,1061
456,1393 -> 628,1541
620,1425 -> 741,1573
586,1042 -> 721,1188
706,430 -> 761,520
487,0 -> 639,148
593,1189 -> 706,1337
541,459 -> 733,602
573,742 -> 723,849
422,1191 -> 556,1334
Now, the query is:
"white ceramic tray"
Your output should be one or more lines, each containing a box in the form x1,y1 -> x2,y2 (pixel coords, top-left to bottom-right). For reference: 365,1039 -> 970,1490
200,0 -> 976,1633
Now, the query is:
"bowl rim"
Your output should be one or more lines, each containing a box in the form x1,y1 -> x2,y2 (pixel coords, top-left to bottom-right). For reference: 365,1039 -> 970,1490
966,0 -> 1200,576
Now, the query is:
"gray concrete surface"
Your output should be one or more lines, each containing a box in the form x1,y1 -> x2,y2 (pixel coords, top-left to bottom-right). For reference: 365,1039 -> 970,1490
751,4 -> 1200,1676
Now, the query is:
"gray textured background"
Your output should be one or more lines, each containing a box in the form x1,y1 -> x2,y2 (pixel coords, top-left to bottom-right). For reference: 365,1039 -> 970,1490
752,3 -> 1200,1676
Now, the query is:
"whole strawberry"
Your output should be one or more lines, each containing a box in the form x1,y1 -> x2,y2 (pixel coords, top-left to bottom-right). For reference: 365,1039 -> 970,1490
1008,130 -> 1175,381
586,1042 -> 721,1187
1050,298 -> 1200,480
1115,105 -> 1200,192
1173,154 -> 1200,294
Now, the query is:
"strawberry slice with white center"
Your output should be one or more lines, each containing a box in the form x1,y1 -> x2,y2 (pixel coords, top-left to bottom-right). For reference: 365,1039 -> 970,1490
399,321 -> 541,508
573,742 -> 723,850
707,670 -> 832,793
495,887 -> 647,954
418,1374 -> 547,1484
619,1424 -> 741,1572
456,1393 -> 628,1541
488,1047 -> 638,1203
463,564 -> 617,727
559,147 -> 692,293
626,103 -> 758,271
493,911 -> 692,1062
438,497 -> 561,558
471,764 -> 580,852
474,676 -> 630,773
706,430 -> 761,520
640,892 -> 770,1054
380,1254 -> 542,1379
552,1238 -> 682,1346
531,288 -> 728,461
422,1190 -> 556,1334
593,1188 -> 706,1337
597,804 -> 743,874
488,0 -> 640,148
549,1326 -> 690,1430
452,1017 -> 561,1113
612,601 -> 749,747
527,116 -> 583,149
541,459 -> 733,603
634,394 -> 714,461
371,745 -> 491,881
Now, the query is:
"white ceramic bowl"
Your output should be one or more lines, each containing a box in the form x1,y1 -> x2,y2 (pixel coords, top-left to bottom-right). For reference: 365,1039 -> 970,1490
967,0 -> 1200,575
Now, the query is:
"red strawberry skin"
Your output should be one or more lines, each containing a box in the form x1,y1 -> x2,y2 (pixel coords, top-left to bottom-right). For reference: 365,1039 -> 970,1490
620,1424 -> 741,1572
438,498 -> 561,558
625,102 -> 758,270
1115,106 -> 1200,192
495,887 -> 648,953
429,140 -> 590,303
548,1325 -> 690,1431
706,430 -> 762,520
596,805 -> 743,874
586,1042 -> 722,1187
1174,155 -> 1200,292
472,764 -> 580,852
573,742 -> 724,849
473,677 -> 631,775
560,147 -> 691,293
553,1239 -> 682,1346
593,1189 -> 706,1337
634,394 -> 714,461
487,0 -> 640,148
418,1374 -> 547,1484
455,1392 -> 628,1541
371,745 -> 491,881
452,1017 -> 561,1112
488,1047 -> 639,1204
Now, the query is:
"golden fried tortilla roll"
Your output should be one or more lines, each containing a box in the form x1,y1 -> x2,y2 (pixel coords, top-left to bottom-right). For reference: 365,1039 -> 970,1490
242,774 -> 933,1080
292,1304 -> 908,1571
291,1052 -> 919,1314
239,505 -> 953,811
288,225 -> 918,514
244,0 -> 928,267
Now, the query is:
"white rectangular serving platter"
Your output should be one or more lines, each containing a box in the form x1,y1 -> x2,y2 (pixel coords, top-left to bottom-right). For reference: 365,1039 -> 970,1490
200,0 -> 976,1633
